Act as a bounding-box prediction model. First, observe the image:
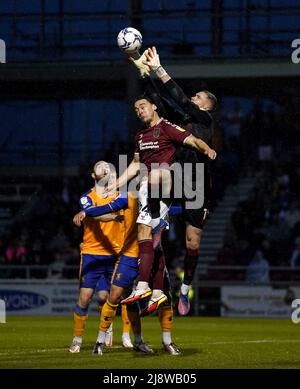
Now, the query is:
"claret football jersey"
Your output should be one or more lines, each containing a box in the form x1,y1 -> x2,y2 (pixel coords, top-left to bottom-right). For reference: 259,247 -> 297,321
134,118 -> 191,171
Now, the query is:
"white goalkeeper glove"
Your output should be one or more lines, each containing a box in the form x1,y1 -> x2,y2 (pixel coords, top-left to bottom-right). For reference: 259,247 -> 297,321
128,50 -> 150,78
144,46 -> 167,78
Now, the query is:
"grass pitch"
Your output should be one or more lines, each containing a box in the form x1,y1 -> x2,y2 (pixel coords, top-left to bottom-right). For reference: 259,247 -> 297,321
0,315 -> 299,369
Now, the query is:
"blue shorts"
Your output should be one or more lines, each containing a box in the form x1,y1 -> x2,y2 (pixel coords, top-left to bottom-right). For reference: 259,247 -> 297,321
111,255 -> 139,289
79,254 -> 117,290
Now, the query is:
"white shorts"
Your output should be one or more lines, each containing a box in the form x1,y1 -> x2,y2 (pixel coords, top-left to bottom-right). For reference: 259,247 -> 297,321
136,177 -> 170,228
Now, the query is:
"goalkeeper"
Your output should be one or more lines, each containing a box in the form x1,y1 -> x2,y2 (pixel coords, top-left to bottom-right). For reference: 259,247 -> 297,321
130,48 -> 217,316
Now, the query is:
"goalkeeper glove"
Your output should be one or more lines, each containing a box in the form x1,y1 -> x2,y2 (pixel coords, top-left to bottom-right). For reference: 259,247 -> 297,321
144,46 -> 167,78
128,50 -> 150,78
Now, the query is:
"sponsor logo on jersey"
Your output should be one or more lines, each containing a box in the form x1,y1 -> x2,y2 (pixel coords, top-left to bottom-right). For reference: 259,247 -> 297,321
80,197 -> 89,205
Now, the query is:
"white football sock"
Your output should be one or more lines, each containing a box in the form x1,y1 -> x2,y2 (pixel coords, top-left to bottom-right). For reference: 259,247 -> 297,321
180,283 -> 189,295
152,217 -> 161,229
162,331 -> 172,345
74,336 -> 82,344
122,332 -> 131,342
106,323 -> 113,333
97,331 -> 106,344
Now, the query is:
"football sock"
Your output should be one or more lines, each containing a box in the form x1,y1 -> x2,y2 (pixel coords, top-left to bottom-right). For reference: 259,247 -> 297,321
180,283 -> 190,295
138,239 -> 154,283
151,217 -> 161,229
183,248 -> 199,285
97,298 -> 106,315
158,305 -> 173,336
134,333 -> 143,344
99,300 -> 118,332
97,331 -> 106,344
73,304 -> 89,337
121,304 -> 131,333
73,336 -> 82,344
127,303 -> 141,336
151,247 -> 165,290
122,332 -> 131,343
162,332 -> 172,345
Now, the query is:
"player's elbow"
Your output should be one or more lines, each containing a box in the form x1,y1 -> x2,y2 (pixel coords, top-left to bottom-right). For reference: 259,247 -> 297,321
185,135 -> 196,148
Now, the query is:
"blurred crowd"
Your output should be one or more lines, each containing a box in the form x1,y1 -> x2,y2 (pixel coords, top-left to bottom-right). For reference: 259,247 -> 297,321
207,97 -> 300,282
1,97 -> 300,282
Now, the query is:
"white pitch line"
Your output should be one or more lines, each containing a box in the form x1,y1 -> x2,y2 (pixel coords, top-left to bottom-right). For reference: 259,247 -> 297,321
182,339 -> 300,345
0,348 -> 64,356
0,345 -> 124,356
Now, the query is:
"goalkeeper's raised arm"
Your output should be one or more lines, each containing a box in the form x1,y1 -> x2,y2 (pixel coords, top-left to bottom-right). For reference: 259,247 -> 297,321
143,47 -> 217,125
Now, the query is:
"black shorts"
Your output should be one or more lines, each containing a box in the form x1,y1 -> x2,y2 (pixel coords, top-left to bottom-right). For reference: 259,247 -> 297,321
170,170 -> 212,229
183,206 -> 210,230
182,178 -> 211,230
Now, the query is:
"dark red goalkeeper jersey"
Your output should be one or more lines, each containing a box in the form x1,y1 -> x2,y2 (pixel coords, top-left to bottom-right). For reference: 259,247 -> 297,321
134,118 -> 191,171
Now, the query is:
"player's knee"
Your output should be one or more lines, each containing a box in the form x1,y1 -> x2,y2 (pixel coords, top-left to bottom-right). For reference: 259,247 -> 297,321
186,231 -> 201,250
78,295 -> 92,308
186,238 -> 200,251
97,297 -> 107,308
97,290 -> 109,301
109,288 -> 122,305
107,295 -> 120,305
138,224 -> 152,240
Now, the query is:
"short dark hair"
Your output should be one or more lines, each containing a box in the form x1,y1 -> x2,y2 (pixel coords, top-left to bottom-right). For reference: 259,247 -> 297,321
134,94 -> 155,105
202,90 -> 217,111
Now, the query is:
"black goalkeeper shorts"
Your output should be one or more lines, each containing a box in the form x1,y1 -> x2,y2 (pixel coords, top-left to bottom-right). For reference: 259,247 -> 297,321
183,206 -> 210,230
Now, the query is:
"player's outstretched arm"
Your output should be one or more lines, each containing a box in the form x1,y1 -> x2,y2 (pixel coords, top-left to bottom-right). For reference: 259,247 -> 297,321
81,193 -> 129,219
144,46 -> 170,83
184,135 -> 217,160
73,210 -> 124,226
144,47 -> 211,124
114,153 -> 140,191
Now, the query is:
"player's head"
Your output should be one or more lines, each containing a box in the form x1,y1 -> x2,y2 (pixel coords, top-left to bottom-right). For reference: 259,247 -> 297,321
134,95 -> 159,124
92,160 -> 116,186
191,90 -> 217,111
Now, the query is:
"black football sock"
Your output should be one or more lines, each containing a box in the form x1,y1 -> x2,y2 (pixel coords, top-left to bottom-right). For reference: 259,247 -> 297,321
183,248 -> 199,285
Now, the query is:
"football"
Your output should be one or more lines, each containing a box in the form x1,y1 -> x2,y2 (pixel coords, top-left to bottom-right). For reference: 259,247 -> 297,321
117,27 -> 142,54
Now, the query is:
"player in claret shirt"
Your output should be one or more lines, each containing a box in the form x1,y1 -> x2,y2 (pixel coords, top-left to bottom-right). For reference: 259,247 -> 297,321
114,95 -> 216,313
